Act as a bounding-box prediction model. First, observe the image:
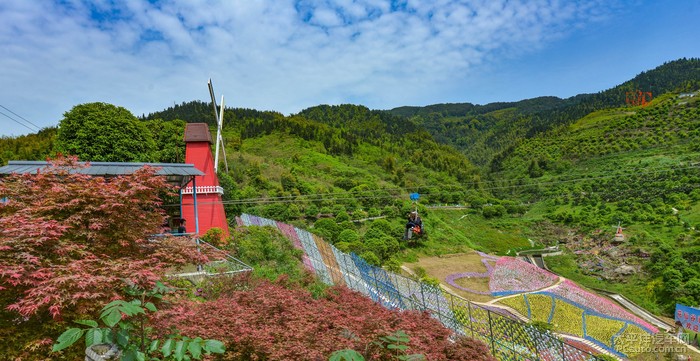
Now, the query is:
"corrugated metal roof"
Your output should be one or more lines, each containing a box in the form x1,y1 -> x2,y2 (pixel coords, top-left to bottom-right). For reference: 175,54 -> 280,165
0,161 -> 204,187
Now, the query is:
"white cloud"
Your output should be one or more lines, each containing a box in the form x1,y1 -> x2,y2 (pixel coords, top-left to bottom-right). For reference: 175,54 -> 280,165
0,0 -> 621,136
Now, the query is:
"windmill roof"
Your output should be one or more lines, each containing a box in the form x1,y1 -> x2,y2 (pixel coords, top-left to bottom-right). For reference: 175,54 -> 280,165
184,123 -> 212,143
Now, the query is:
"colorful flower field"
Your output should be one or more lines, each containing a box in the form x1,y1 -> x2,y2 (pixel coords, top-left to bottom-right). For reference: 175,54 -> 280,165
444,254 -> 560,297
489,257 -> 559,296
495,290 -> 658,357
613,324 -> 655,358
548,280 -> 658,333
526,294 -> 554,323
498,295 -> 530,318
585,314 -> 625,349
550,299 -> 584,338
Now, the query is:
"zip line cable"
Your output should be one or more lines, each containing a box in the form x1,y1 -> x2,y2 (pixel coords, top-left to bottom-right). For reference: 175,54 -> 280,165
163,163 -> 700,208
169,181 -> 700,208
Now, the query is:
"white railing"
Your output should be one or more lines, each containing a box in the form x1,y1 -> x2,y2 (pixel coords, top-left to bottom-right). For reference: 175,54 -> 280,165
182,185 -> 224,195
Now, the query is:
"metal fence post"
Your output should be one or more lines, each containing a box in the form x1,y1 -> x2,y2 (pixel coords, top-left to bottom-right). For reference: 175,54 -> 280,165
560,337 -> 565,361
487,309 -> 496,357
371,267 -> 382,305
467,301 -> 475,338
435,286 -> 443,324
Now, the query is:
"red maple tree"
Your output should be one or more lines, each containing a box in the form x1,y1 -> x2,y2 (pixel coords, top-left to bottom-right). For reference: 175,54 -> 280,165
0,156 -> 208,320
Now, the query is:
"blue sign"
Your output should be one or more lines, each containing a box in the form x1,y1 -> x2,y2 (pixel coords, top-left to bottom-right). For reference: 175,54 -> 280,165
675,304 -> 700,333
409,193 -> 420,201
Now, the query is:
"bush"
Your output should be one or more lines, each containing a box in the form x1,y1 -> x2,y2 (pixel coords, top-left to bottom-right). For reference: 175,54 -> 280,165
360,251 -> 381,266
336,211 -> 351,223
229,226 -> 305,284
315,218 -> 341,243
337,229 -> 360,244
202,227 -> 227,247
151,283 -> 497,361
482,205 -> 506,218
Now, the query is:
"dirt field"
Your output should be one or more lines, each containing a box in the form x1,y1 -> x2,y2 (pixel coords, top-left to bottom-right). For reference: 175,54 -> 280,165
404,252 -> 495,303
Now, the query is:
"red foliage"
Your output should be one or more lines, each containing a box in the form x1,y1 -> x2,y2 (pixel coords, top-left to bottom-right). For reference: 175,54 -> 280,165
152,281 -> 496,361
0,156 -> 209,320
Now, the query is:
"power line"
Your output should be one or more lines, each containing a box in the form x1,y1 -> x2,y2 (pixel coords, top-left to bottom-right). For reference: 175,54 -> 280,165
0,107 -> 39,132
0,104 -> 42,130
163,163 -> 700,207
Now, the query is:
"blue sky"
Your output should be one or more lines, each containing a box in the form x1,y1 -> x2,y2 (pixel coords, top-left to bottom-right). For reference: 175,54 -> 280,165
1,0 -> 699,136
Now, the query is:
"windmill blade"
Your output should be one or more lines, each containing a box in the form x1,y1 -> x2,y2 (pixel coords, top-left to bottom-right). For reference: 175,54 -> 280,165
208,79 -> 219,121
218,95 -> 229,173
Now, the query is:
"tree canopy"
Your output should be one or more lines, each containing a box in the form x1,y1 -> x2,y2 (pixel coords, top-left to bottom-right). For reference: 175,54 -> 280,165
56,102 -> 157,162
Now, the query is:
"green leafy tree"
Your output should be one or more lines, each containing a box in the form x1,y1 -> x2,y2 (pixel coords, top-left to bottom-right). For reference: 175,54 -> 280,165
57,102 -> 157,162
337,229 -> 360,244
148,119 -> 186,163
314,218 -> 341,243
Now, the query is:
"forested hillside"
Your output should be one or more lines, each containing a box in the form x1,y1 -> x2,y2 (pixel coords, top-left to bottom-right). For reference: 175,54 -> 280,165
483,90 -> 700,314
0,127 -> 56,165
393,58 -> 700,166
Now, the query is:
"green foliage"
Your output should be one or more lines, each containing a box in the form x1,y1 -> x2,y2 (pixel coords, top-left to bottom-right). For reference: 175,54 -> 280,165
482,205 -> 506,218
329,330 -> 425,361
337,229 -> 360,244
314,218 -> 342,243
228,226 -> 307,284
57,102 -> 157,162
529,320 -> 553,333
360,251 -> 381,266
396,58 -> 700,167
148,119 -> 186,163
0,127 -> 57,165
336,211 -> 351,222
52,283 -> 225,360
201,227 -> 227,247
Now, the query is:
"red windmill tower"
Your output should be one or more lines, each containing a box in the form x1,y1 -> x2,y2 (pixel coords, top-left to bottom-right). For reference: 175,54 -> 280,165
180,80 -> 230,238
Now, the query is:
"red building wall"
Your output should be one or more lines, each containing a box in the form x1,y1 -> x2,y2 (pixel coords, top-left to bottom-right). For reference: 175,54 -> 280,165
181,124 -> 230,238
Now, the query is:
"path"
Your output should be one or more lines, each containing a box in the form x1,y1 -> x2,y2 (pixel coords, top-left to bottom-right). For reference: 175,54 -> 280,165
605,292 -> 672,332
484,275 -> 564,305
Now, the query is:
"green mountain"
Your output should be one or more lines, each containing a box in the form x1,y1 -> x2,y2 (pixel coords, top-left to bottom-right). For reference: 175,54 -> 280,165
391,58 -> 700,167
482,90 -> 700,314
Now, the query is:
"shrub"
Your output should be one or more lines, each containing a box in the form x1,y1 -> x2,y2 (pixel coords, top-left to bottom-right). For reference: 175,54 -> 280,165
482,205 -> 506,218
151,282 -> 497,361
202,227 -> 227,247
229,226 -> 305,284
52,283 -> 225,360
338,229 -> 361,244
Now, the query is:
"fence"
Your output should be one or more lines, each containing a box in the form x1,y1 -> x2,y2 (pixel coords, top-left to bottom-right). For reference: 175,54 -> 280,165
167,238 -> 253,284
236,214 -> 604,361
